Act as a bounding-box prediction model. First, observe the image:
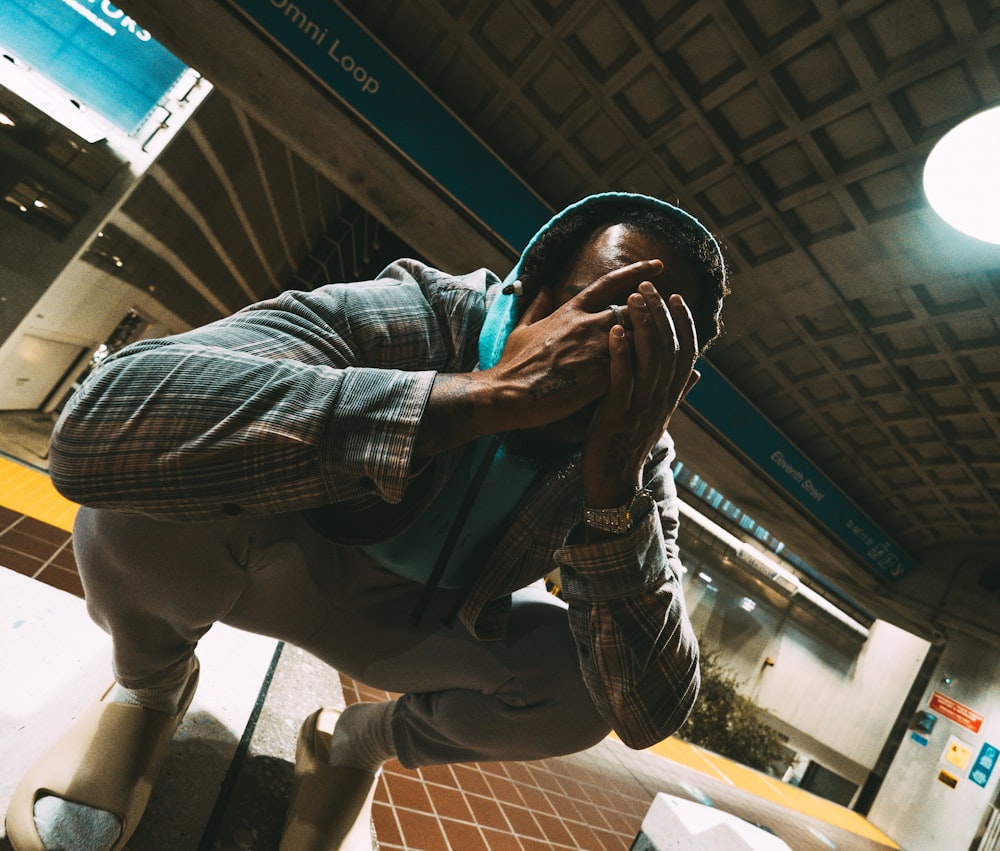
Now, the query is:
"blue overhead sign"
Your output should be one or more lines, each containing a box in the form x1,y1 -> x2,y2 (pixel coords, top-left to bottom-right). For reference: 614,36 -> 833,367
686,362 -> 914,579
226,0 -> 549,249
224,0 -> 914,581
0,0 -> 187,134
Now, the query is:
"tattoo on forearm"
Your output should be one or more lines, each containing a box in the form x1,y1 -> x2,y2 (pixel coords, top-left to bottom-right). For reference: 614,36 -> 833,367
528,368 -> 576,401
435,374 -> 475,418
603,433 -> 631,476
419,374 -> 477,454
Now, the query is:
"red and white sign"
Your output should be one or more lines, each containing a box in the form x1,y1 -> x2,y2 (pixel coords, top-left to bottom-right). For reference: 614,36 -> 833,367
930,691 -> 984,734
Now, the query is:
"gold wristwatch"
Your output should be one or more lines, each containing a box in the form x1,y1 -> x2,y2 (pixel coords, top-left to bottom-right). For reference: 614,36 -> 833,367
583,489 -> 653,535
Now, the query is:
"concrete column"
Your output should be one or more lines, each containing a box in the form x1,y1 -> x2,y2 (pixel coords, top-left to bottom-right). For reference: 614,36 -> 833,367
868,630 -> 1000,851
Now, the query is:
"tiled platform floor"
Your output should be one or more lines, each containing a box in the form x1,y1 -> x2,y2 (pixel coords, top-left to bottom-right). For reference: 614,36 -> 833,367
346,677 -> 651,851
0,504 -> 81,598
0,565 -> 282,851
340,677 -> 898,851
0,452 -> 901,851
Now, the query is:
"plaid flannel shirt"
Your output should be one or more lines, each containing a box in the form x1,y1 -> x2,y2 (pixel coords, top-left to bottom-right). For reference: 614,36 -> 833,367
50,259 -> 699,748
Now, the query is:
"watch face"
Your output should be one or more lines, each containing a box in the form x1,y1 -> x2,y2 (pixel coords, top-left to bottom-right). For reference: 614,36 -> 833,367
584,490 -> 652,533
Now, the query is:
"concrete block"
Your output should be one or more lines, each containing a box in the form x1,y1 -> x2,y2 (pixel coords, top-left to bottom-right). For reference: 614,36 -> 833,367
631,792 -> 793,851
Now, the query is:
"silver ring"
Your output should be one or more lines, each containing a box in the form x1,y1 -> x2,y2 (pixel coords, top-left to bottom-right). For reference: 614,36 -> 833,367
610,304 -> 626,327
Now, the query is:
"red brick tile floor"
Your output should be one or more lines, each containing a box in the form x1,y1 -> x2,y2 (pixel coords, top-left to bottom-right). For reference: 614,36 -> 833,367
343,677 -> 647,851
0,505 -> 81,597
339,678 -> 898,851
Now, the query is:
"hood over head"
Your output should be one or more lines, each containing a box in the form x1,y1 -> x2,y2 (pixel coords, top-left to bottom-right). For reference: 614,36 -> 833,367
478,191 -> 723,370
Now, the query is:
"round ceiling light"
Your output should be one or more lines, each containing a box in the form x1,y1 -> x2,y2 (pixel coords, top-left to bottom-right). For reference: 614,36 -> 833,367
923,105 -> 1000,245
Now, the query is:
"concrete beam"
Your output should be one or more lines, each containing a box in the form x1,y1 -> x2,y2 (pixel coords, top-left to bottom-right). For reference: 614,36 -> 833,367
116,0 -> 515,276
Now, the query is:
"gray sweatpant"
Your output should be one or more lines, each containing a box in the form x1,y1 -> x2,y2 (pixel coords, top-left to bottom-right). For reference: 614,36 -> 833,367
72,507 -> 610,768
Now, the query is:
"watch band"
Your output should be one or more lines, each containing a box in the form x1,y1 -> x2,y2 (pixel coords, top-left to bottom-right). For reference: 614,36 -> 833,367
583,489 -> 652,534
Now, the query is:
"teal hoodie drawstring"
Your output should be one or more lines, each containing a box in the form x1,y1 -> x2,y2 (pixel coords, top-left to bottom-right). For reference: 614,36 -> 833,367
408,433 -> 504,626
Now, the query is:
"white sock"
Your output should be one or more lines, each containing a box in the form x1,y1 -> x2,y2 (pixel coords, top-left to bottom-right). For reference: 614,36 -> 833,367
325,701 -> 398,774
33,658 -> 196,851
32,797 -> 120,851
110,656 -> 197,715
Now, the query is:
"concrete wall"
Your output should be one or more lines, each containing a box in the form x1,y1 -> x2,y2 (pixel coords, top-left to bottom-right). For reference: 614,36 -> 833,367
683,567 -> 930,794
0,65 -> 209,412
0,262 -> 186,410
0,133 -> 135,371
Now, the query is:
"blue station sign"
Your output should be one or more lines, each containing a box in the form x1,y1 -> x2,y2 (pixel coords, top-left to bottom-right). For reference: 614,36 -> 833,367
227,0 -> 549,250
686,361 -> 914,579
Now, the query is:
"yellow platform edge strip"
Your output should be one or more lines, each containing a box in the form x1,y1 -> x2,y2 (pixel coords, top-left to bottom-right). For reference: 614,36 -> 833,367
0,456 -> 78,533
608,732 -> 899,849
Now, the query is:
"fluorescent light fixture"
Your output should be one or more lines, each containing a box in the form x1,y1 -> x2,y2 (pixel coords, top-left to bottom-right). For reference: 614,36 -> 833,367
924,105 -> 1000,245
739,597 -> 757,612
697,571 -> 712,583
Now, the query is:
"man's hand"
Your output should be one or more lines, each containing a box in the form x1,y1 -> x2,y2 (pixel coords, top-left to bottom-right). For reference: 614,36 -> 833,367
581,283 -> 700,510
415,259 -> 666,457
492,258 -> 667,426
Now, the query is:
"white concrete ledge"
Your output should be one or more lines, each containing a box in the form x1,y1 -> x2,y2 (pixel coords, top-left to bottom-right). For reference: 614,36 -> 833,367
0,566 -> 280,849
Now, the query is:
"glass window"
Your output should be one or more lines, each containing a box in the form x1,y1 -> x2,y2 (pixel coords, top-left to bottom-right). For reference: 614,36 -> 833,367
3,176 -> 81,238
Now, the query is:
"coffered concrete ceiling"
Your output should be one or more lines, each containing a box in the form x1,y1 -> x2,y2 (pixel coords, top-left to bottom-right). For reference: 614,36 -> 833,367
99,0 -> 999,644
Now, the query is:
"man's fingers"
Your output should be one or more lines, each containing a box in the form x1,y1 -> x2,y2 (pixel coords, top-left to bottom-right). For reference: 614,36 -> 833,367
607,324 -> 632,403
589,324 -> 633,438
668,294 -> 698,366
627,282 -> 678,409
666,293 -> 698,401
637,281 -> 673,343
627,290 -> 663,398
575,259 -> 664,312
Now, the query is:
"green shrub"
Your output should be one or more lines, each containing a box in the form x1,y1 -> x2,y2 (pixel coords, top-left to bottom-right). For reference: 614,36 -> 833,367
677,646 -> 789,774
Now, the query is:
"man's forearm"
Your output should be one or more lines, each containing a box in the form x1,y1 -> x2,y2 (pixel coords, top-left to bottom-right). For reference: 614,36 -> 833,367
413,371 -> 511,457
559,538 -> 700,749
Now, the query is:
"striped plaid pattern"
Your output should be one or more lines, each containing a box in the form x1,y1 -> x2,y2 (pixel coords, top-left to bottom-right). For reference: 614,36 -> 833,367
50,259 -> 698,748
458,437 -> 699,749
51,262 -> 486,518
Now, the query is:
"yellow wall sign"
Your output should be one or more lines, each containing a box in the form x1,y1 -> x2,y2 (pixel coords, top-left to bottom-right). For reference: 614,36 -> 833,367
944,736 -> 974,771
